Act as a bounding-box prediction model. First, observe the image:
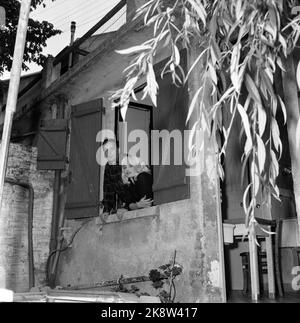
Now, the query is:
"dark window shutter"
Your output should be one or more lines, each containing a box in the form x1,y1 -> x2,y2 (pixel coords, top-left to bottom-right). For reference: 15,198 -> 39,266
152,50 -> 190,205
37,119 -> 68,170
65,99 -> 103,219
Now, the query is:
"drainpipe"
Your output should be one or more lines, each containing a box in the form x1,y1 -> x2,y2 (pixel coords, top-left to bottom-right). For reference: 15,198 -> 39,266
4,178 -> 35,290
49,171 -> 60,265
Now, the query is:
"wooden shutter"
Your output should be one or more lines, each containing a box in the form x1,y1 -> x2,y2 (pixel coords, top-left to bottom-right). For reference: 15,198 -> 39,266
152,50 -> 190,205
65,99 -> 103,219
37,119 -> 68,170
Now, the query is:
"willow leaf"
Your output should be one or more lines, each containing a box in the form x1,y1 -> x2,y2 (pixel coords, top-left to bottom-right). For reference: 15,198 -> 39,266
237,103 -> 252,148
186,86 -> 202,124
245,74 -> 262,106
256,134 -> 266,174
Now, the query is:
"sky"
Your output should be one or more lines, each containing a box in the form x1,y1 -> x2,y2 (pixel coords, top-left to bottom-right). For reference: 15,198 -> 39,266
1,0 -> 126,80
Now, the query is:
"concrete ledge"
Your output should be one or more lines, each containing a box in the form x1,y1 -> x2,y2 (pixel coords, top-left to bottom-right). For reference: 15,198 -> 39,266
104,206 -> 160,225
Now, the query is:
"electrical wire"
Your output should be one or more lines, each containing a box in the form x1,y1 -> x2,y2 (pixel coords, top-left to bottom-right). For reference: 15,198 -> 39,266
88,6 -> 126,33
50,0 -> 116,27
59,5 -> 126,34
34,0 -> 80,15
98,6 -> 126,33
57,5 -> 115,31
33,0 -> 75,15
72,5 -> 125,30
85,8 -> 126,49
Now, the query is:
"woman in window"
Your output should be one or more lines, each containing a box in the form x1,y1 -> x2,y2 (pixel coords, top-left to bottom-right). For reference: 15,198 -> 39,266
121,155 -> 153,210
100,138 -> 130,218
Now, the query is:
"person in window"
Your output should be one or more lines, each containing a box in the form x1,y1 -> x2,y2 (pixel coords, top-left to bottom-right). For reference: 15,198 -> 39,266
121,154 -> 153,210
101,138 -> 128,215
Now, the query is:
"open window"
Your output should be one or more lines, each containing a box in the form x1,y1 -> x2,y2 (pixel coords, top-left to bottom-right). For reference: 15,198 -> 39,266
115,49 -> 190,207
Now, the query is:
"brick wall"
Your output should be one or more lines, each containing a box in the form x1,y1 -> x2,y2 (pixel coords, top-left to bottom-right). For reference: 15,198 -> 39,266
0,143 -> 54,292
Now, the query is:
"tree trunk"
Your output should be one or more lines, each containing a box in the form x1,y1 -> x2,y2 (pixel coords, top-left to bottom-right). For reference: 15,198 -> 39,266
282,55 -> 300,246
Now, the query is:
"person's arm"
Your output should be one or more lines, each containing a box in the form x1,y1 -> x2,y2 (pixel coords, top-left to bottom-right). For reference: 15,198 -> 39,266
128,196 -> 153,210
128,173 -> 153,210
135,173 -> 153,200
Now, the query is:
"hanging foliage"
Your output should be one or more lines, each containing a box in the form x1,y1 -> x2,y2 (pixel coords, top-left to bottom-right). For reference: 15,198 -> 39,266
0,0 -> 60,74
112,0 -> 300,232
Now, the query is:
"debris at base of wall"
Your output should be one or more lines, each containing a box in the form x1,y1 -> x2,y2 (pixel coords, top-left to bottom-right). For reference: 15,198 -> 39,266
13,288 -> 160,303
0,289 -> 14,302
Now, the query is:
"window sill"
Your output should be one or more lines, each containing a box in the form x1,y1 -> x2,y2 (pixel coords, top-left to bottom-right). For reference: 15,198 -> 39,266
104,206 -> 160,224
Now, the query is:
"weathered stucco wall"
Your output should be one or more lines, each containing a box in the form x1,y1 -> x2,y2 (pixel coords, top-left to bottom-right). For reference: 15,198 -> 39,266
33,14 -> 224,302
58,194 -> 222,302
0,143 -> 54,292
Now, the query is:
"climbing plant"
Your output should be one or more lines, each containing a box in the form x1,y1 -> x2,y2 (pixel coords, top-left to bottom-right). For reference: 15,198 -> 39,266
112,0 -> 300,232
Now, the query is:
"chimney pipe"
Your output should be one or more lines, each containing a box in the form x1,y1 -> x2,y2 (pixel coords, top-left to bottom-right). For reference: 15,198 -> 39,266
68,21 -> 76,68
70,21 -> 76,45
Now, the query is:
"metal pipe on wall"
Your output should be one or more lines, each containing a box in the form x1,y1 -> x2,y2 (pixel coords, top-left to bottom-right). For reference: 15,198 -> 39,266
5,178 -> 35,290
49,171 -> 60,266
